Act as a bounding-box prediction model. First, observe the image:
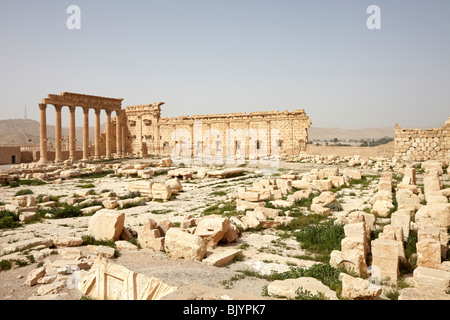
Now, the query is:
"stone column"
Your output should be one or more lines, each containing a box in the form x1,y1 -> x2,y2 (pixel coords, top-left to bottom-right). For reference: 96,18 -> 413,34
39,103 -> 48,163
105,109 -> 112,159
82,107 -> 89,161
121,113 -> 126,157
154,117 -> 160,154
94,108 -> 101,160
54,105 -> 62,163
69,106 -> 76,161
115,110 -> 122,158
267,121 -> 271,156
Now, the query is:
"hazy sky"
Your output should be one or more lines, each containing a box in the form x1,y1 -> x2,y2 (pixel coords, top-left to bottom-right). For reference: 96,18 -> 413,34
0,0 -> 449,129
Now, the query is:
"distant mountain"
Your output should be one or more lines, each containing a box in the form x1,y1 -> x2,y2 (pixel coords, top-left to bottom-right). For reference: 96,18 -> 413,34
0,119 -> 104,146
308,126 -> 395,141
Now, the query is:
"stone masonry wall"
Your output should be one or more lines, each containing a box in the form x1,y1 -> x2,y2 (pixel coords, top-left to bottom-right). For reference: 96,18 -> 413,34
394,117 -> 450,162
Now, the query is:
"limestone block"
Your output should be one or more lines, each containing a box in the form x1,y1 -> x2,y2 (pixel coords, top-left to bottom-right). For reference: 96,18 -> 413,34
26,267 -> 46,286
151,183 -> 172,201
165,178 -> 183,194
254,206 -> 280,220
339,273 -> 382,300
287,190 -> 310,202
221,224 -> 239,243
418,226 -> 448,259
194,217 -> 230,247
372,200 -> 394,217
267,277 -> 338,300
312,191 -> 336,207
239,191 -> 261,202
417,239 -> 442,269
88,209 -> 125,241
396,189 -> 421,210
343,168 -> 362,180
330,237 -> 367,277
51,237 -> 83,247
128,180 -> 153,196
19,212 -> 36,222
399,287 -> 450,300
424,172 -> 442,195
378,181 -> 392,192
291,180 -> 309,190
369,190 -> 392,205
102,199 -> 118,209
79,257 -> 177,300
390,211 -> 411,240
312,180 -> 333,192
371,239 -> 399,284
413,267 -> 450,292
202,249 -> 243,267
422,160 -> 443,175
310,204 -> 331,216
415,204 -> 450,229
87,245 -> 116,258
164,228 -> 207,261
329,176 -> 346,188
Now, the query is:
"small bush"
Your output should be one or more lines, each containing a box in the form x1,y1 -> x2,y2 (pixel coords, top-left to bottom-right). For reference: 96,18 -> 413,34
295,288 -> 327,300
327,202 -> 343,212
294,220 -> 345,261
81,235 -> 116,248
38,204 -> 83,219
14,189 -> 34,196
0,260 -> 12,271
0,210 -> 21,229
76,184 -> 96,189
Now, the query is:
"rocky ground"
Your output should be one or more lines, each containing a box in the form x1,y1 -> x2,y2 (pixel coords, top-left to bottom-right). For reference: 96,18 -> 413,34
0,156 -> 449,300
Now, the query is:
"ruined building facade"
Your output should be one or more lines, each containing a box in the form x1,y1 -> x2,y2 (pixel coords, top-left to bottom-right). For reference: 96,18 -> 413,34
394,117 -> 450,162
100,103 -> 312,161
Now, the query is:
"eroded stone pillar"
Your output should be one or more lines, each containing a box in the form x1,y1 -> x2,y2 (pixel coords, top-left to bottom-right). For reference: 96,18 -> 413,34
82,107 -> 90,161
54,105 -> 62,163
94,109 -> 101,160
121,113 -> 126,157
39,103 -> 48,163
105,109 -> 112,159
115,110 -> 122,158
69,106 -> 76,161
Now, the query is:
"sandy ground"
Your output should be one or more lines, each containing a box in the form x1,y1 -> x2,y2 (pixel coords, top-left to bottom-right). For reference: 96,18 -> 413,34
0,159 -> 442,300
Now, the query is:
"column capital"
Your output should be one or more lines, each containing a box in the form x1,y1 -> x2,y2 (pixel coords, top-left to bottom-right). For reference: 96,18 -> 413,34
69,105 -> 76,112
95,108 -> 101,115
39,103 -> 47,111
54,104 -> 62,112
105,109 -> 112,116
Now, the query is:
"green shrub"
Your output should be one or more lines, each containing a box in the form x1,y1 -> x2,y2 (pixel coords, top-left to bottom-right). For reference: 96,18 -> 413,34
81,235 -> 116,248
295,288 -> 327,300
14,189 -> 34,196
0,210 -> 21,229
76,183 -> 95,189
294,220 -> 345,260
276,213 -> 325,231
8,179 -> 47,188
0,260 -> 12,271
38,204 -> 83,219
327,202 -> 343,212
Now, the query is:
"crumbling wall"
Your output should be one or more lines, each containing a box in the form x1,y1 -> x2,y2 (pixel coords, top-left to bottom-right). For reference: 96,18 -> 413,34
394,117 -> 450,162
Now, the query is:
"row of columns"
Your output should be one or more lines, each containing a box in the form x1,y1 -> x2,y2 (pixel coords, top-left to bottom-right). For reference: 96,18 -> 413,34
39,104 -> 125,163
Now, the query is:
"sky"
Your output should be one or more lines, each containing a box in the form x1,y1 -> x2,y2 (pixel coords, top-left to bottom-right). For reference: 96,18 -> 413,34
0,0 -> 449,129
